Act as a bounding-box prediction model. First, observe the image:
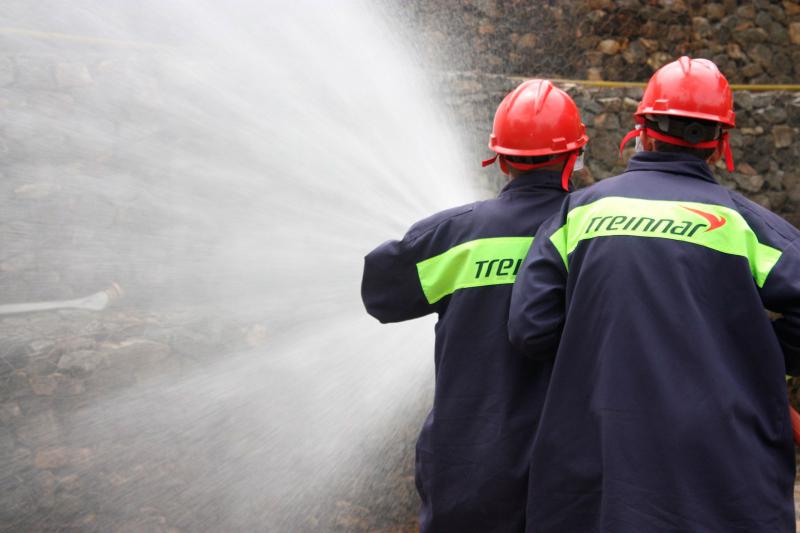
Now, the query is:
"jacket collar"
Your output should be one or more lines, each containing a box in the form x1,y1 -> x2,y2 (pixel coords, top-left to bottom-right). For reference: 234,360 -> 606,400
624,152 -> 718,184
499,170 -> 570,196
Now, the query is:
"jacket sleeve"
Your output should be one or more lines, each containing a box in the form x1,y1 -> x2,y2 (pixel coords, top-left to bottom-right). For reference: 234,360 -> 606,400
760,238 -> 800,376
508,208 -> 568,359
361,233 -> 434,324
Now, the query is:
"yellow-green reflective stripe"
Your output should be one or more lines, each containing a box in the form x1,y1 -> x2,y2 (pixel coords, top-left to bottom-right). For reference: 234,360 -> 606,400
550,196 -> 782,287
416,237 -> 534,304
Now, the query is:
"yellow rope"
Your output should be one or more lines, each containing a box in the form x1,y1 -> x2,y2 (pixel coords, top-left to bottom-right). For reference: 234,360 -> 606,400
510,76 -> 800,92
0,27 -> 169,50
2,27 -> 800,92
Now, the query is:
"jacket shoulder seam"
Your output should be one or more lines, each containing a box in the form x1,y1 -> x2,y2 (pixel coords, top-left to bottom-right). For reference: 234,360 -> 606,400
406,204 -> 476,243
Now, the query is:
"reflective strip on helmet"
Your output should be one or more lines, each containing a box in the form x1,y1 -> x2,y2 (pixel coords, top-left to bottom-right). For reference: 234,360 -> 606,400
416,237 -> 534,304
549,197 -> 781,287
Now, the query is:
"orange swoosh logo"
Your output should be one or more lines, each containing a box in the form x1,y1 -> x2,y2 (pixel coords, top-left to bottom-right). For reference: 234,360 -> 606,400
681,206 -> 726,232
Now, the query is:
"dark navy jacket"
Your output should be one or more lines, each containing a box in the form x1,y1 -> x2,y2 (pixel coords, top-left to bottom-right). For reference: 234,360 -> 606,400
362,172 -> 568,532
509,152 -> 800,533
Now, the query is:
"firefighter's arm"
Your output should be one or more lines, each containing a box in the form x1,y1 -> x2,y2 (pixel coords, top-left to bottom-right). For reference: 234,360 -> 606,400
761,238 -> 800,376
361,235 -> 433,323
508,213 -> 567,359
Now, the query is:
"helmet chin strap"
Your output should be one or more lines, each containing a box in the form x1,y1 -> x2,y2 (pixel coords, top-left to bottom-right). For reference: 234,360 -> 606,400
481,152 -> 576,191
619,124 -> 734,172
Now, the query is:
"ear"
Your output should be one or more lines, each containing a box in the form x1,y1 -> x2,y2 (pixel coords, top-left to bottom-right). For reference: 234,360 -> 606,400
706,142 -> 724,165
498,155 -> 510,175
640,131 -> 656,152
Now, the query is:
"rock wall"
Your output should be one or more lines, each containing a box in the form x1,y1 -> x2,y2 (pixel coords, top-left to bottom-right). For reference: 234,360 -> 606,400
437,71 -> 800,227
3,8 -> 800,531
0,40 -> 184,304
404,0 -> 800,84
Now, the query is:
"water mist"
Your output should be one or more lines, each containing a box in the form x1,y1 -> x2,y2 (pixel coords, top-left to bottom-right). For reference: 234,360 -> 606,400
0,1 -> 479,530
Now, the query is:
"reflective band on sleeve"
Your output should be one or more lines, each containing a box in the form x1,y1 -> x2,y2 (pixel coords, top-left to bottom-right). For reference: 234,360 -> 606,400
549,196 -> 782,287
416,237 -> 534,304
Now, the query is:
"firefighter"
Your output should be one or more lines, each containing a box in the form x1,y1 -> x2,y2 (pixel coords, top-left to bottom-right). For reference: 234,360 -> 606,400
509,56 -> 800,532
361,79 -> 588,532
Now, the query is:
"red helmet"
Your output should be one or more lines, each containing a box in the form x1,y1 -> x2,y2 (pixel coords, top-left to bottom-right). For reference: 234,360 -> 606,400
620,56 -> 736,171
636,56 -> 735,127
482,79 -> 588,190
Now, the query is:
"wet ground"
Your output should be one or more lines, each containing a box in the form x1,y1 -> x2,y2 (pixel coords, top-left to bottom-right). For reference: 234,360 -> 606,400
2,307 -> 800,531
0,307 -> 419,532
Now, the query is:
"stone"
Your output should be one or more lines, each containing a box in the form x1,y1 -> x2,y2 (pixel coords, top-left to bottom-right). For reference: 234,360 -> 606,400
34,446 -> 69,469
5,370 -> 30,399
29,374 -> 59,396
748,44 -> 772,68
647,52 -> 671,71
738,163 -> 759,176
741,62 -> 764,78
755,10 -> 773,29
58,336 -> 96,353
788,182 -> 800,205
750,194 -> 772,210
29,339 -> 55,353
733,91 -> 753,111
767,52 -> 792,77
659,0 -> 687,11
57,350 -> 104,373
759,106 -> 788,124
55,62 -> 93,88
34,446 -> 92,470
597,97 -> 622,112
705,3 -> 725,20
0,402 -> 21,424
790,23 -> 800,45
103,338 -> 171,368
477,22 -> 494,35
769,4 -> 786,23
692,17 -> 713,37
768,24 -> 789,46
516,33 -> 537,49
766,170 -> 785,191
622,40 -> 646,65
639,38 -> 659,52
741,126 -> 765,136
15,409 -> 62,447
623,97 -> 639,111
586,68 -> 603,81
733,171 -> 765,192
736,4 -> 757,19
598,39 -> 621,55
773,125 -> 793,148
594,113 -> 610,128
586,9 -> 607,23
785,1 -> 800,16
735,27 -> 768,45
28,372 -> 84,396
473,0 -> 497,16
667,25 -> 688,41
768,191 -> 788,211
585,51 -> 604,67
